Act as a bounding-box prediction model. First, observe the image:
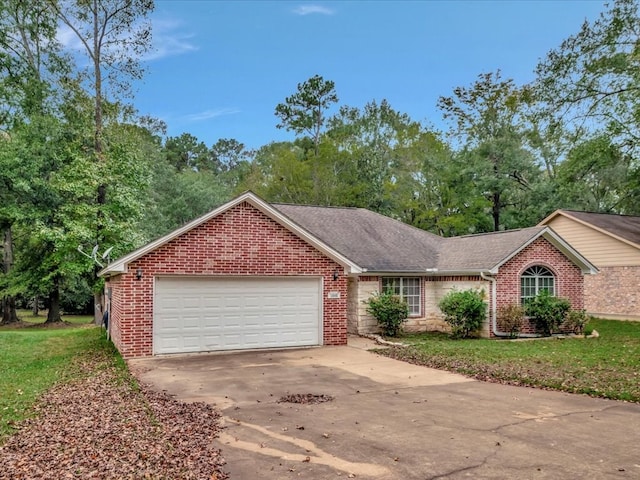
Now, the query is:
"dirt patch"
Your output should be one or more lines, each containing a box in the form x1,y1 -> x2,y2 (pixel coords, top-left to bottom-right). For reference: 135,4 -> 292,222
0,350 -> 227,479
277,393 -> 334,404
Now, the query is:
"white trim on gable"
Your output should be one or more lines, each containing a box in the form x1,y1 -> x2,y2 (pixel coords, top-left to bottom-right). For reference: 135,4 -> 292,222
539,210 -> 640,251
489,227 -> 598,275
98,191 -> 363,277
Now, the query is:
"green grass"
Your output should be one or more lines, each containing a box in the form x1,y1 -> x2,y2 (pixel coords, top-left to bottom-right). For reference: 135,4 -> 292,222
13,309 -> 94,325
0,325 -> 110,442
381,319 -> 640,402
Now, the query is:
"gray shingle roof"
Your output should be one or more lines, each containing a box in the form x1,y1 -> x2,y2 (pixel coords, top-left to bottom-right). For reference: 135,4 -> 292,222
273,204 -> 444,272
274,203 -> 545,273
561,210 -> 640,247
437,227 -> 547,272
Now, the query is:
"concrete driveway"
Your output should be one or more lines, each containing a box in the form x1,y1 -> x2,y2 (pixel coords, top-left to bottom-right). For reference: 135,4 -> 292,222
131,338 -> 640,479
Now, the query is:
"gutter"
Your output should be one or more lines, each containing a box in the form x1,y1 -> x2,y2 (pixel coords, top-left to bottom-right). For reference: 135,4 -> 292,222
480,271 -> 540,339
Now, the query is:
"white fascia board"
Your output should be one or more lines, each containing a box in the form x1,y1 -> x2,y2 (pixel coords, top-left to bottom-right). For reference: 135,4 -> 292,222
490,227 -> 598,275
98,192 -> 362,277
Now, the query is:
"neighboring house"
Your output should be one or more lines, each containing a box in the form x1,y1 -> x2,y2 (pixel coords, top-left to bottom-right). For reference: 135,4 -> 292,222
539,210 -> 640,321
99,192 -> 595,358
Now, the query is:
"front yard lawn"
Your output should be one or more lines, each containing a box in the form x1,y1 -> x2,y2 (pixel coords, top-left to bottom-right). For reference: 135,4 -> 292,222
380,318 -> 640,402
0,324 -> 227,479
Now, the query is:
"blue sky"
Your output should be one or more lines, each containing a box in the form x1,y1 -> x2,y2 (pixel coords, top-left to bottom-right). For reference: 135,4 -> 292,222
133,1 -> 606,149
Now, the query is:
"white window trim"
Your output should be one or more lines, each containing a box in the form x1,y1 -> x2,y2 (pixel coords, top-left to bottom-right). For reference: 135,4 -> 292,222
381,277 -> 422,317
520,265 -> 556,305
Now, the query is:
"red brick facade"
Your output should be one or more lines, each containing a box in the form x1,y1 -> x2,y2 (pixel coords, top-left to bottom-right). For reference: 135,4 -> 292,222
494,237 -> 585,335
584,266 -> 640,320
106,202 -> 347,358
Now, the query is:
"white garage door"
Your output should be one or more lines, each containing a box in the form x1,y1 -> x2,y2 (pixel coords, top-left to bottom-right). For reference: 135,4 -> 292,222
153,276 -> 322,354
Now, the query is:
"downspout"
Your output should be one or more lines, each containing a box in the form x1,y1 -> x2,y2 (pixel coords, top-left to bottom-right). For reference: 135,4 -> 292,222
480,272 -> 539,338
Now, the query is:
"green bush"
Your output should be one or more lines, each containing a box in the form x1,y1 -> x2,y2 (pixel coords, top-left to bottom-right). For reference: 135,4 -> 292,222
497,303 -> 525,338
525,290 -> 571,336
438,289 -> 487,339
366,290 -> 409,337
564,309 -> 590,335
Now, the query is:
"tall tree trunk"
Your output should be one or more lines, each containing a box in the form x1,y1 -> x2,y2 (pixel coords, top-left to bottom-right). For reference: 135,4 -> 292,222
2,226 -> 18,324
32,295 -> 39,316
492,191 -> 501,232
45,276 -> 62,323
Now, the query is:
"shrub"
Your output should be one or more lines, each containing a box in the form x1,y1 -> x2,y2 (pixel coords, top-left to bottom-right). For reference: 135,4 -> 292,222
366,291 -> 409,337
525,290 -> 571,336
496,303 -> 525,338
438,289 -> 487,339
564,309 -> 590,335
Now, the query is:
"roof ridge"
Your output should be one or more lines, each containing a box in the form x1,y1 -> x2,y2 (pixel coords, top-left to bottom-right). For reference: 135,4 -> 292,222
271,202 -> 361,211
451,225 -> 544,239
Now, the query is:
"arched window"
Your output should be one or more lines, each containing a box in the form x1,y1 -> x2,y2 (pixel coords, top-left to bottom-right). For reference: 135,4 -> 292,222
520,266 -> 555,305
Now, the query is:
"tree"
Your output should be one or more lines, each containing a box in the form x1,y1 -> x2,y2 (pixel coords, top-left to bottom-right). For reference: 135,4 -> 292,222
164,133 -> 210,172
0,0 -> 64,323
48,0 -> 154,319
556,135 -> 634,213
327,99 -> 420,214
275,74 -> 338,156
438,71 -> 539,231
534,0 -> 640,157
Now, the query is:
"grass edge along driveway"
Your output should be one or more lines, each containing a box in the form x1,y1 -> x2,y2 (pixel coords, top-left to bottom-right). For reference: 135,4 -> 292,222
380,318 -> 640,403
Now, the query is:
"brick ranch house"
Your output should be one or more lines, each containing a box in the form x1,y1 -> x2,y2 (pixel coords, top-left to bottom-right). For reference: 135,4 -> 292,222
99,192 -> 596,358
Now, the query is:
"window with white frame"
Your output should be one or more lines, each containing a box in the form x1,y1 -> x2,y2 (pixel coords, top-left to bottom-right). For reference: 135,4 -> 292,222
381,277 -> 421,316
520,266 -> 555,305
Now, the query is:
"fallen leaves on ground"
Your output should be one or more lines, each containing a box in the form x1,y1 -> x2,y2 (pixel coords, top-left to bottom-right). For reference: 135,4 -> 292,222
277,394 -> 334,404
0,350 -> 227,480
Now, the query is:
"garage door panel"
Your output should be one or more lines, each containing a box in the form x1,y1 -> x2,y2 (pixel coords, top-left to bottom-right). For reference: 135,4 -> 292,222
154,277 -> 321,354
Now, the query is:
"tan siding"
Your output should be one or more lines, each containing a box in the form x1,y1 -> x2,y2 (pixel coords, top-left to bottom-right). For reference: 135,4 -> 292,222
547,216 -> 640,267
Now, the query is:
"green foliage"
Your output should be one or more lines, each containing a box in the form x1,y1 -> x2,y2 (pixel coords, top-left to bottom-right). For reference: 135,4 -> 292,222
275,74 -> 338,153
496,303 -> 525,338
535,0 -> 640,163
525,290 -> 571,336
438,71 -> 541,231
564,310 -> 590,336
438,289 -> 487,338
0,325 -> 102,441
366,290 -> 409,337
382,318 -> 640,402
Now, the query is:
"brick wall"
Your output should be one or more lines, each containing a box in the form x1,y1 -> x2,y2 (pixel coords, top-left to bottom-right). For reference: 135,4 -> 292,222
107,201 -> 347,358
495,237 -> 585,336
584,266 -> 640,320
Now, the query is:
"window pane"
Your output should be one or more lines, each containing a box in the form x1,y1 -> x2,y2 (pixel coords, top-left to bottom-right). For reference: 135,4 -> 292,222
521,266 -> 556,304
381,277 -> 421,316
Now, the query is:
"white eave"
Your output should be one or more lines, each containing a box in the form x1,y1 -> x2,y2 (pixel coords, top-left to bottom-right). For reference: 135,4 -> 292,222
98,191 -> 363,278
489,226 -> 598,275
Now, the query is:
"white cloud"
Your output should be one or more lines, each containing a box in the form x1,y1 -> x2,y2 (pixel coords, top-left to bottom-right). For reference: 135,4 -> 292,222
56,24 -> 85,52
56,17 -> 197,62
292,4 -> 335,16
183,108 -> 240,122
145,18 -> 198,61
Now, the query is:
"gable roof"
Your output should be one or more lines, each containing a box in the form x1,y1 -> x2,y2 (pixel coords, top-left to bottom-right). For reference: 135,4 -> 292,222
99,192 -> 597,277
539,210 -> 640,250
438,226 -> 597,274
274,203 -> 595,274
98,192 -> 363,277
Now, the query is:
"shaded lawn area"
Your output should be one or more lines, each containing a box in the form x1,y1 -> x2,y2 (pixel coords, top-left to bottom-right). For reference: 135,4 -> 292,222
0,322 -> 227,479
379,319 -> 640,402
0,322 -> 98,441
